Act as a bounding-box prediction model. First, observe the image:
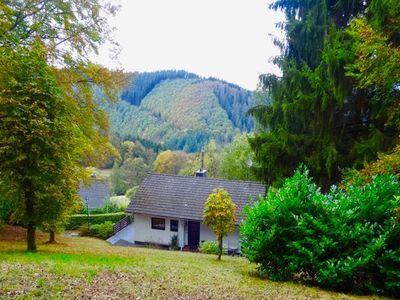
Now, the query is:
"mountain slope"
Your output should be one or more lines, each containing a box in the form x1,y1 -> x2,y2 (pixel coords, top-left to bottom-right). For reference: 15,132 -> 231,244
108,71 -> 254,152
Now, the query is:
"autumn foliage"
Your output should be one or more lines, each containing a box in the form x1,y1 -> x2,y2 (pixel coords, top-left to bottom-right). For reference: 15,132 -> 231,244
203,188 -> 236,260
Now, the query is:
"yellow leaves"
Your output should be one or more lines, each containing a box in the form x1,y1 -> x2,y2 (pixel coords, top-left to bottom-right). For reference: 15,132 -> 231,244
203,188 -> 237,238
359,143 -> 400,181
154,150 -> 188,174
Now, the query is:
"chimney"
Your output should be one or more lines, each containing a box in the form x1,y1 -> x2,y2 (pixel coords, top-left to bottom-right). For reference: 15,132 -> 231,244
195,150 -> 207,177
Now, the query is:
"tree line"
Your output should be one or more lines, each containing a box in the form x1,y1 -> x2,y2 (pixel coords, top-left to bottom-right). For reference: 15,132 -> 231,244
108,134 -> 257,199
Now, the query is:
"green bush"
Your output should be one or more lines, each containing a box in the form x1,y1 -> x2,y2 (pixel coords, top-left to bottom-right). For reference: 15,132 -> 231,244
89,224 -> 100,236
98,221 -> 114,239
89,196 -> 130,214
170,234 -> 180,250
125,186 -> 139,199
199,240 -> 220,255
66,212 -> 125,230
90,201 -> 121,214
89,221 -> 113,239
78,223 -> 90,236
241,167 -> 400,297
79,221 -> 114,240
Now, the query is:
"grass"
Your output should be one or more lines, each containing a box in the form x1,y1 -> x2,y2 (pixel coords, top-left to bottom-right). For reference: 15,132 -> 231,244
86,167 -> 112,181
0,226 -> 387,299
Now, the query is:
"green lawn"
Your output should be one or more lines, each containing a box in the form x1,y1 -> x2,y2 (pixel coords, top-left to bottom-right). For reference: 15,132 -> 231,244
86,167 -> 112,181
0,227 -> 386,299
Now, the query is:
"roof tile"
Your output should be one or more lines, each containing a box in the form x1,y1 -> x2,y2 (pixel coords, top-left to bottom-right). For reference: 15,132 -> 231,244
126,173 -> 266,222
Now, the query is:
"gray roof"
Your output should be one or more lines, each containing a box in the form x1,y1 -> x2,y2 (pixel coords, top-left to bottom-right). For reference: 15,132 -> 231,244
126,173 -> 266,222
79,180 -> 110,209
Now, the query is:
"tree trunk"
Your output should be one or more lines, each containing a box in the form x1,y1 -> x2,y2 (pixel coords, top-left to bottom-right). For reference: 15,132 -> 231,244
27,222 -> 36,251
49,230 -> 56,243
25,182 -> 36,252
217,235 -> 223,261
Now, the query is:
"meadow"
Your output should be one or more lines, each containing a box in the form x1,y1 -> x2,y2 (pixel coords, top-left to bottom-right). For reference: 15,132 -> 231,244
0,226 -> 387,299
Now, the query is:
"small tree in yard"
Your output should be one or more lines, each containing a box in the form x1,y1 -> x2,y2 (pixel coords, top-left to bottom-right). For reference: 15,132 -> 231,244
203,188 -> 236,260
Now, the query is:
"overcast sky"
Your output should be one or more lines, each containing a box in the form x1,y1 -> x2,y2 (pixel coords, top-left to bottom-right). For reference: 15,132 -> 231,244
95,0 -> 284,91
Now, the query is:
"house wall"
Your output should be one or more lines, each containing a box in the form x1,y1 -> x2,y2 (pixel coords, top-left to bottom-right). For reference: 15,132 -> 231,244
132,213 -> 240,249
199,223 -> 240,249
133,213 -> 185,247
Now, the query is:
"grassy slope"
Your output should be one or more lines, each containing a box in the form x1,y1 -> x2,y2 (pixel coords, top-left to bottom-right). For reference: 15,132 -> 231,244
0,226 -> 385,299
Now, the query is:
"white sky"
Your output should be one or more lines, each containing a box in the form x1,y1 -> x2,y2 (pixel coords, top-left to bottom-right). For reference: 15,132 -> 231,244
95,0 -> 284,91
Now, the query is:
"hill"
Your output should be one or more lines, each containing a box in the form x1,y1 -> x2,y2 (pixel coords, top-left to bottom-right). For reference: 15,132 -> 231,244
108,71 -> 255,152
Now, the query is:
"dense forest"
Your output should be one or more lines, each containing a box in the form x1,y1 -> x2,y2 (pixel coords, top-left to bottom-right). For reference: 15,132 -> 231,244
108,71 -> 254,152
120,70 -> 199,106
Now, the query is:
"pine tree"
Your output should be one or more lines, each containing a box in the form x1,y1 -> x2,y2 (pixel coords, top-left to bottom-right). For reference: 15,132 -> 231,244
249,0 -> 398,188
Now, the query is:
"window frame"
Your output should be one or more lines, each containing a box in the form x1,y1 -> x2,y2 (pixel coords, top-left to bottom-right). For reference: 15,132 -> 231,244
151,217 -> 166,230
170,219 -> 179,232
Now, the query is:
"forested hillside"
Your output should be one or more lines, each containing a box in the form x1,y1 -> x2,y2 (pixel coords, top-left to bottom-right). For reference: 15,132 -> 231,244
120,70 -> 199,106
108,71 -> 254,152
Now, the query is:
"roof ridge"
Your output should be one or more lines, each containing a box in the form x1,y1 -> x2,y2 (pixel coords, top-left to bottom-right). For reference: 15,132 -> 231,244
148,172 -> 265,186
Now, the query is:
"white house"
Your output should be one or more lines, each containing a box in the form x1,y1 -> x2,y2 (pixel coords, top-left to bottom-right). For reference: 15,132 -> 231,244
108,172 -> 265,250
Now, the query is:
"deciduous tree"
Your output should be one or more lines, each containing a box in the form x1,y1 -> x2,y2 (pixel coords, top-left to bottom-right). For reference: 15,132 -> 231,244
154,150 -> 188,175
110,157 -> 150,195
0,0 -> 124,250
0,43 -> 83,249
179,140 -> 221,177
219,134 -> 257,181
203,188 -> 236,260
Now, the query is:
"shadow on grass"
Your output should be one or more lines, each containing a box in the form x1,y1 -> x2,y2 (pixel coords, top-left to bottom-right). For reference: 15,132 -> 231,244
246,269 -> 269,280
0,248 -> 142,267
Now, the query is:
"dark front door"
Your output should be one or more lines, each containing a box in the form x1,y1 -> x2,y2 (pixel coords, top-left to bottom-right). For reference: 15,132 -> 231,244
187,221 -> 200,249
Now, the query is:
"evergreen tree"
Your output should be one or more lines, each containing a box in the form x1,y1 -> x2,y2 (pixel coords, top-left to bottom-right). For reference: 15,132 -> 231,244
249,0 -> 398,188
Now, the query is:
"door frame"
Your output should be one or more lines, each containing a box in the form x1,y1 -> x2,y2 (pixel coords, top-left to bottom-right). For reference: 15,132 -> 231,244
187,220 -> 200,250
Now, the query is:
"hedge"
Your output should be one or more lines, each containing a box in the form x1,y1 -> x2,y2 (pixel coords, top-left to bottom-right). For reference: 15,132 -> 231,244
66,212 -> 126,230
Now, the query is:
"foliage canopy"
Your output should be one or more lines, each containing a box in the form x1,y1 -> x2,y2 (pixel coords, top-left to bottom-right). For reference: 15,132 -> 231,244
0,0 -> 123,250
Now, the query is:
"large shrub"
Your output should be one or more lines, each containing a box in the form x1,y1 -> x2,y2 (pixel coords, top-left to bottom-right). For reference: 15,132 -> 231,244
90,221 -> 114,239
79,221 -> 114,239
199,241 -> 220,255
240,167 -> 400,297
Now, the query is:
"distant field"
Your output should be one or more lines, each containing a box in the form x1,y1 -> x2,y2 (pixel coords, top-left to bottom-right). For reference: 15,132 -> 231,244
88,168 -> 112,181
0,226 -> 386,299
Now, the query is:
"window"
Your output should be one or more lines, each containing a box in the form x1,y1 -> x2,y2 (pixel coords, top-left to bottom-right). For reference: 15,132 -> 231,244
170,220 -> 179,232
151,217 -> 165,230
